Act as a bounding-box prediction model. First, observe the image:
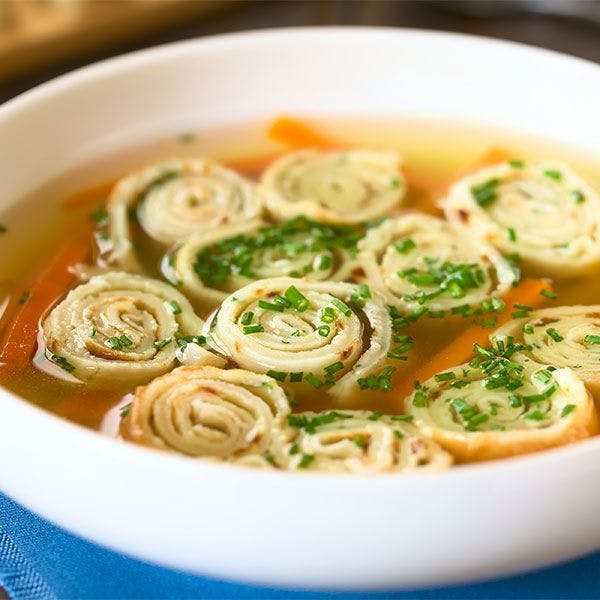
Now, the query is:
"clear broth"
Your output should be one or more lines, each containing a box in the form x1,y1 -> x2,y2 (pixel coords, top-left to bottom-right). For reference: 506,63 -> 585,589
1,117 -> 600,433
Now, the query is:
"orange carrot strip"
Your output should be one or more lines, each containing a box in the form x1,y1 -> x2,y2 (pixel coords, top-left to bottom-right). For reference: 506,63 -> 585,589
267,116 -> 340,149
395,278 -> 552,400
61,181 -> 113,210
0,238 -> 91,371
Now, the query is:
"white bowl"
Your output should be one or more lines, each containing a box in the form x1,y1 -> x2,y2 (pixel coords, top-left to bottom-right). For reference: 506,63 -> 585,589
1,28 -> 600,590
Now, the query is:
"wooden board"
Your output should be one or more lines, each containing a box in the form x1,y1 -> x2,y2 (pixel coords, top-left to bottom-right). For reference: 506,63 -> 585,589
0,0 -> 230,82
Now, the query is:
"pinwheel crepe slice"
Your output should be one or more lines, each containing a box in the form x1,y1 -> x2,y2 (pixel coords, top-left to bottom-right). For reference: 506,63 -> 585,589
493,306 -> 600,399
106,158 -> 261,272
42,272 -> 206,386
273,410 -> 452,473
442,161 -> 600,278
209,277 -> 393,405
407,350 -> 598,462
162,216 -> 363,312
120,366 -> 290,459
260,150 -> 405,225
357,213 -> 516,312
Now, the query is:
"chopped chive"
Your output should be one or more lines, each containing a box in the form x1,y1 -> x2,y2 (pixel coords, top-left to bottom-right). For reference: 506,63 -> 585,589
325,361 -> 344,375
507,227 -> 517,242
105,335 -> 133,350
514,303 -> 533,311
153,337 -> 172,350
427,309 -> 446,319
584,334 -> 600,345
266,369 -> 287,382
412,391 -> 428,407
368,411 -> 383,421
390,176 -> 401,188
90,204 -> 108,226
241,311 -> 254,325
393,430 -> 404,439
452,380 -> 470,389
466,413 -> 489,431
298,454 -> 315,469
273,295 -> 291,308
391,415 -> 413,422
316,254 -> 333,271
508,159 -> 525,168
471,178 -> 500,207
167,300 -> 182,315
534,369 -> 553,384
258,300 -> 284,312
119,403 -> 131,418
512,310 -> 532,319
525,410 -> 547,421
540,289 -> 557,299
318,325 -> 330,337
509,394 -> 523,408
330,297 -> 352,317
434,371 -> 455,382
523,324 -> 534,334
290,371 -> 303,383
243,324 -> 264,334
572,190 -> 585,204
90,327 -> 97,337
543,169 -> 562,181
394,238 -> 416,254
547,328 -> 564,342
321,306 -> 336,323
305,373 -> 323,389
284,285 -> 309,312
354,435 -> 366,448
18,291 -> 30,305
561,404 -> 576,418
44,349 -> 75,373
289,443 -> 299,455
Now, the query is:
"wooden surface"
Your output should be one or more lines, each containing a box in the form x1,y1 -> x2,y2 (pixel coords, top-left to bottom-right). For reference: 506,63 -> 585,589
1,0 -> 599,105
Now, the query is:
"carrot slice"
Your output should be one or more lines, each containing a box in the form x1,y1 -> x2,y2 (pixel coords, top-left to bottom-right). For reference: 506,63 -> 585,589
61,181 -> 113,210
267,116 -> 340,149
0,238 -> 91,372
395,278 -> 552,400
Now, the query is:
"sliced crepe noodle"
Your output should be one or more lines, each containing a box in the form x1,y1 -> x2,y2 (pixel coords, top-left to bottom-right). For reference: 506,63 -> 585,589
493,305 -> 600,399
120,365 -> 290,459
260,149 -> 405,225
163,217 -> 362,313
209,277 -> 393,405
273,410 -> 452,473
106,158 -> 261,272
407,356 -> 598,462
42,272 -> 205,386
358,213 -> 516,312
442,161 -> 600,278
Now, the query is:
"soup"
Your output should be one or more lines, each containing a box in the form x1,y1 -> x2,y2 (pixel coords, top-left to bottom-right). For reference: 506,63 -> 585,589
1,116 -> 600,473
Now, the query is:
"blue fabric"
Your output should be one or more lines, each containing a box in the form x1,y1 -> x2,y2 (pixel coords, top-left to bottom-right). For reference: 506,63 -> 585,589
1,491 -> 599,600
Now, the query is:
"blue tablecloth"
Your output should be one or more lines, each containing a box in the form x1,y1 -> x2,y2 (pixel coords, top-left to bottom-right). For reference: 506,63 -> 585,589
1,492 -> 599,600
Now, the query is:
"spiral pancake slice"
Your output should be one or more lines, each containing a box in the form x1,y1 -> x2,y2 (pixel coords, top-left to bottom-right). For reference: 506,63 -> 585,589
358,214 -> 516,312
120,366 -> 290,459
493,306 -> 600,399
273,410 -> 452,473
260,150 -> 405,225
407,349 -> 598,462
163,216 -> 363,312
209,277 -> 393,405
42,272 -> 205,386
106,158 -> 261,271
442,161 -> 600,278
